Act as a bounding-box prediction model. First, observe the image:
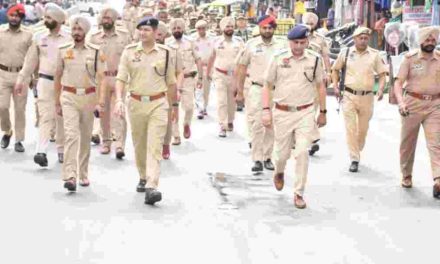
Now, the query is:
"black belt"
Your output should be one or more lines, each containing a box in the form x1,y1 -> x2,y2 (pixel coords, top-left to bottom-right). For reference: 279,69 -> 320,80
251,81 -> 263,87
0,64 -> 22,73
345,87 -> 373,96
38,73 -> 54,81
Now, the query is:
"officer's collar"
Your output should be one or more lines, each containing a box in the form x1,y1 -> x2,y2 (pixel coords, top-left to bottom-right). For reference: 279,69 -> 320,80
6,26 -> 22,33
259,36 -> 275,46
288,49 -> 306,60
417,49 -> 440,60
136,42 -> 160,53
102,29 -> 117,37
353,47 -> 370,54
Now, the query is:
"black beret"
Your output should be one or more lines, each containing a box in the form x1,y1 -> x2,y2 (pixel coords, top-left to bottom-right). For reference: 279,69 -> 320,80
137,16 -> 159,29
287,24 -> 310,40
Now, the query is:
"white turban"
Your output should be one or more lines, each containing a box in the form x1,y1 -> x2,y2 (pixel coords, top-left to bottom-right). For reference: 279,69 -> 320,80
418,26 -> 440,44
169,18 -> 185,30
302,12 -> 318,26
220,16 -> 235,31
195,19 -> 207,29
157,21 -> 168,36
70,15 -> 91,34
100,6 -> 119,22
44,3 -> 66,23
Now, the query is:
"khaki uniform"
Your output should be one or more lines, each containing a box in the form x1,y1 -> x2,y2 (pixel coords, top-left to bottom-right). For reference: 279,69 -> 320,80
117,43 -> 176,188
127,5 -> 142,40
212,36 -> 244,130
56,42 -> 105,181
397,49 -> 440,180
0,26 -> 33,142
264,49 -> 323,196
332,47 -> 387,162
89,29 -> 131,151
122,3 -> 132,34
193,34 -> 214,111
165,36 -> 200,139
237,37 -> 285,162
18,30 -> 71,155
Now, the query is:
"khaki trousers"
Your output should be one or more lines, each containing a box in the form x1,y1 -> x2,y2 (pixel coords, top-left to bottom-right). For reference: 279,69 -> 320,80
400,95 -> 440,179
247,84 -> 274,161
342,93 -> 374,162
99,87 -> 127,150
173,76 -> 195,137
164,107 -> 172,145
0,71 -> 27,141
243,78 -> 252,141
213,72 -> 236,129
195,66 -> 211,112
273,107 -> 315,196
128,97 -> 168,189
61,91 -> 96,181
35,78 -> 64,154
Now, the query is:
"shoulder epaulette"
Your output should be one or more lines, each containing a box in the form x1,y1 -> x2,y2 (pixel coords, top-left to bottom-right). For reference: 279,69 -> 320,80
405,49 -> 419,58
306,49 -> 321,58
90,29 -> 103,36
125,43 -> 138,49
59,42 -> 74,49
274,48 -> 289,58
86,42 -> 100,50
116,27 -> 129,34
157,43 -> 171,51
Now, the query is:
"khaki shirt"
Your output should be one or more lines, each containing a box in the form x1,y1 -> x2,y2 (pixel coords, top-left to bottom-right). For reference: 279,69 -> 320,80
56,42 -> 106,89
397,49 -> 440,95
116,42 -> 177,96
213,36 -> 244,72
166,45 -> 184,75
165,36 -> 199,74
18,31 -> 71,84
308,32 -> 329,57
237,36 -> 286,85
332,47 -> 387,91
0,26 -> 33,69
264,49 -> 323,106
88,29 -> 131,73
193,35 -> 215,65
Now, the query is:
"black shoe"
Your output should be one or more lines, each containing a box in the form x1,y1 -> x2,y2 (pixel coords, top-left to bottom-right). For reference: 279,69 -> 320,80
14,142 -> 25,152
309,143 -> 320,156
116,149 -> 125,160
248,142 -> 252,149
236,105 -> 243,112
91,134 -> 100,145
1,133 -> 12,149
252,161 -> 263,172
136,179 -> 147,193
145,188 -> 162,205
58,153 -> 64,163
264,159 -> 274,171
349,161 -> 359,173
433,184 -> 440,199
64,179 -> 76,192
34,153 -> 48,167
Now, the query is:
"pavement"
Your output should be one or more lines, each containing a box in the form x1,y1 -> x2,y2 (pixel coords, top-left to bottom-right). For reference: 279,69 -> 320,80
0,90 -> 438,264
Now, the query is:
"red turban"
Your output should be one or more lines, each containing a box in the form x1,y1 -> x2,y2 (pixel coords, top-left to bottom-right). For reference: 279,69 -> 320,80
7,4 -> 26,17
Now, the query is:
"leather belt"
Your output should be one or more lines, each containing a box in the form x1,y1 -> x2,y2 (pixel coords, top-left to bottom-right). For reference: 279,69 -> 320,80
39,73 -> 54,81
215,67 -> 233,76
345,87 -> 373,96
251,81 -> 263,87
130,92 -> 166,102
275,102 -> 314,112
0,64 -> 22,73
406,91 -> 440,101
184,71 -> 197,78
104,70 -> 118,77
63,86 -> 96,95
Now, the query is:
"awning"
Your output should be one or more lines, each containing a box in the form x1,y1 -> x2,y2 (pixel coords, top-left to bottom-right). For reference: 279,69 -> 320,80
210,0 -> 242,7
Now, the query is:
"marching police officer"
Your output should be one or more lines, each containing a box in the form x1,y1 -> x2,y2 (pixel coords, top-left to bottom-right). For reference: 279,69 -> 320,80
114,17 -> 178,205
262,25 -> 327,209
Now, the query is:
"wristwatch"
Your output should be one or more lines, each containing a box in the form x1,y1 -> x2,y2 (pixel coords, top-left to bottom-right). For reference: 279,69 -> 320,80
320,109 -> 327,114
172,102 -> 179,107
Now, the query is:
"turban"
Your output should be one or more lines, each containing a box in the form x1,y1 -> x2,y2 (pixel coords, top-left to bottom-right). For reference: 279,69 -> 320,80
353,27 -> 371,37
220,16 -> 235,31
287,24 -> 309,40
70,15 -> 91,34
142,8 -> 154,17
195,20 -> 208,29
100,6 -> 119,23
257,15 -> 276,28
7,4 -> 25,18
137,16 -> 159,29
418,26 -> 440,44
44,3 -> 65,23
156,21 -> 168,36
302,12 -> 319,26
169,18 -> 185,30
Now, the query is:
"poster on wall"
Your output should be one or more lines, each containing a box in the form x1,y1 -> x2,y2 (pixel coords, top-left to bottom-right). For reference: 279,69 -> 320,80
402,4 -> 432,26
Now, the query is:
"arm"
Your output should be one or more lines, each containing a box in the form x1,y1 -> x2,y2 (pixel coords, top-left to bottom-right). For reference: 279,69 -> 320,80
236,64 -> 247,97
54,50 -> 63,116
206,50 -> 216,79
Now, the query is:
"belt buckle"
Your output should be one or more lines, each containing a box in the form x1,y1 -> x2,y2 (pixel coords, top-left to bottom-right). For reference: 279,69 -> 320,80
228,69 -> 233,76
288,105 -> 298,112
141,95 -> 150,103
76,88 -> 86,96
422,94 -> 433,100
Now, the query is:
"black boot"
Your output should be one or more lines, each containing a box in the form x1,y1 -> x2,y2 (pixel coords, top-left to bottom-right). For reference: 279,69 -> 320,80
14,142 -> 25,152
91,134 -> 100,145
1,133 -> 12,149
34,153 -> 48,167
349,161 -> 359,173
264,159 -> 274,171
136,179 -> 147,193
252,161 -> 263,172
309,143 -> 320,156
58,153 -> 64,163
145,188 -> 162,205
433,183 -> 440,199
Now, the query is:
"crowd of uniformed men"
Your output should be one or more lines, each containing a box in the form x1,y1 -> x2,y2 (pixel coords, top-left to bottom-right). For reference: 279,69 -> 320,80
0,0 -> 439,209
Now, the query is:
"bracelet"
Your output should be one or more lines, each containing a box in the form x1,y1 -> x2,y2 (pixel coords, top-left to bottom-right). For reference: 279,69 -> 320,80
320,109 -> 327,114
262,107 -> 270,111
172,102 -> 179,107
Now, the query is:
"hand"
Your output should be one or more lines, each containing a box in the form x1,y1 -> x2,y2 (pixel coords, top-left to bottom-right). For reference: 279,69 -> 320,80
235,91 -> 244,104
14,83 -> 24,96
377,89 -> 384,101
334,87 -> 341,101
171,106 -> 179,122
317,113 -> 327,128
398,102 -> 409,117
196,78 -> 203,89
114,100 -> 125,118
56,104 -> 63,117
96,103 -> 105,115
262,109 -> 272,128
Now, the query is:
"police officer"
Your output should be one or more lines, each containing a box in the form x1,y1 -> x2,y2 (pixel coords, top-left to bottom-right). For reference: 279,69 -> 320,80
0,4 -> 32,152
331,27 -> 388,173
207,16 -> 244,137
193,19 -> 214,119
114,17 -> 178,205
237,15 -> 285,173
15,3 -> 69,166
166,18 -> 202,145
88,7 -> 131,160
234,13 -> 249,43
262,25 -> 327,209
54,16 -> 106,192
394,26 -> 440,198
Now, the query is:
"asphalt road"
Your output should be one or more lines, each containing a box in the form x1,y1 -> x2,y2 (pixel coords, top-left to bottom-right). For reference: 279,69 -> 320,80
0,89 -> 438,263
